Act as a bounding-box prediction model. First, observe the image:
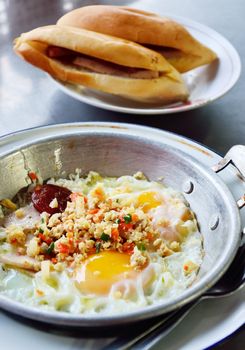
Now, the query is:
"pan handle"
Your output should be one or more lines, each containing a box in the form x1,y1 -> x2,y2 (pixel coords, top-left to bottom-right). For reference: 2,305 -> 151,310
211,145 -> 245,209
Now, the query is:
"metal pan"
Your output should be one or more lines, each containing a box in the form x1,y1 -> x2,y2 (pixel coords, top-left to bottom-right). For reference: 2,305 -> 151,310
0,122 -> 244,327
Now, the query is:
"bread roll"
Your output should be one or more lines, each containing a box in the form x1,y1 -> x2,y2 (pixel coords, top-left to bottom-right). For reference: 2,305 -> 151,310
14,25 -> 189,104
58,5 -> 217,73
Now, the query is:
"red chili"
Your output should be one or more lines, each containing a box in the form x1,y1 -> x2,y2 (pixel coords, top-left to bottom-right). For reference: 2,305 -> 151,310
32,184 -> 72,214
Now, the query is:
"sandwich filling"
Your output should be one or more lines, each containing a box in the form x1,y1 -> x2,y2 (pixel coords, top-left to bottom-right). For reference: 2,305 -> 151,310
47,45 -> 160,79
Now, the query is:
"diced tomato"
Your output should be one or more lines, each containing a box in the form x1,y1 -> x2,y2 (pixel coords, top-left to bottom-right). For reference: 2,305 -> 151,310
87,247 -> 96,255
38,233 -> 52,245
132,214 -> 139,222
38,233 -> 45,241
119,222 -> 133,233
92,214 -> 102,224
122,242 -> 135,254
28,171 -> 38,181
111,228 -> 119,241
88,208 -> 100,215
94,188 -> 104,200
51,258 -> 57,264
68,239 -> 74,246
57,242 -> 70,254
147,232 -> 154,241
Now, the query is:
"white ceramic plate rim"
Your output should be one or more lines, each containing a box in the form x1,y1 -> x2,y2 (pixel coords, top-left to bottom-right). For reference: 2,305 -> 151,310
0,122 -> 244,350
49,14 -> 241,115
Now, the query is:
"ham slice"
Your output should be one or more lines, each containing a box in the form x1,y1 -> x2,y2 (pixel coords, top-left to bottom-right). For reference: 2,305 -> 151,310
47,46 -> 72,58
3,204 -> 40,229
72,56 -> 159,79
47,45 -> 159,79
0,253 -> 40,271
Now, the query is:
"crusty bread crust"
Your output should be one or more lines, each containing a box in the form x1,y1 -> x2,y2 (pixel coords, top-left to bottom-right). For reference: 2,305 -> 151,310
14,39 -> 188,103
58,5 -> 217,72
16,25 -> 172,72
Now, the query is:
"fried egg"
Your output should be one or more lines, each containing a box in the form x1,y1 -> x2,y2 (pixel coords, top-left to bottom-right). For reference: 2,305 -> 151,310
0,172 -> 203,315
75,251 -> 137,295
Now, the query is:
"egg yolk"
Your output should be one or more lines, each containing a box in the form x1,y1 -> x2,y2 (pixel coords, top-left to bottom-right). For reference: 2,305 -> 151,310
75,251 -> 136,295
137,191 -> 162,212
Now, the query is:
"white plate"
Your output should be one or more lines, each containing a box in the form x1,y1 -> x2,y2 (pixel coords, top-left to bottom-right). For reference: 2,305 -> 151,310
50,14 -> 241,115
0,122 -> 244,350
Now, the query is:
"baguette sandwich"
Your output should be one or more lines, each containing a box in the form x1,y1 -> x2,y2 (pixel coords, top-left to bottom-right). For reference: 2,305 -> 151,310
58,5 -> 217,73
14,25 -> 188,103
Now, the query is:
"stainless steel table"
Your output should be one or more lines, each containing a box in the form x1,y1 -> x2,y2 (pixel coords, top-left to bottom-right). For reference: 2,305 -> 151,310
0,0 -> 244,348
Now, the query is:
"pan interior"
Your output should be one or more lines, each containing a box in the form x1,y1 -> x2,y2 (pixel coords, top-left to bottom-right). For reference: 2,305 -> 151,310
0,133 -> 240,323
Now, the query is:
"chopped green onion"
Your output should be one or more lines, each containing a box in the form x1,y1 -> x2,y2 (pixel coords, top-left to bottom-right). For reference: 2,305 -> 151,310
162,276 -> 165,283
95,242 -> 101,253
115,218 -> 121,224
101,232 -> 110,242
41,218 -> 45,224
124,214 -> 132,223
39,228 -> 44,233
46,242 -> 54,255
137,243 -> 146,251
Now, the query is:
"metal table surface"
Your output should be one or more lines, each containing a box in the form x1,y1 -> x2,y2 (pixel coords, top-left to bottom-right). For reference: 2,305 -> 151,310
0,0 -> 244,349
